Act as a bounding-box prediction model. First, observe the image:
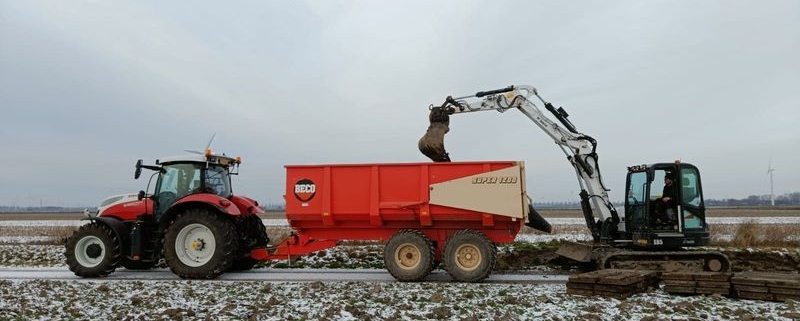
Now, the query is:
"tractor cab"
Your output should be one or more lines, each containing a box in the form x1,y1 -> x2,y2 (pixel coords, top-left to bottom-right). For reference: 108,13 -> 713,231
624,162 -> 710,249
136,149 -> 241,217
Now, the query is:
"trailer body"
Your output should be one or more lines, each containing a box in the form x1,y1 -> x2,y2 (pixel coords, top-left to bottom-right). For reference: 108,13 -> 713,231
253,161 -> 530,267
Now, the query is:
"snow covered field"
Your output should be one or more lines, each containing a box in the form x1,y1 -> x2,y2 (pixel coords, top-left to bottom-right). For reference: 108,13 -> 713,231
1,218 -> 799,320
3,217 -> 799,244
1,277 -> 797,320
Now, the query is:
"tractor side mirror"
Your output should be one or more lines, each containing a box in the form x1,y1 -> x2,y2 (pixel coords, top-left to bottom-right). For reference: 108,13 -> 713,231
135,159 -> 144,179
138,190 -> 146,201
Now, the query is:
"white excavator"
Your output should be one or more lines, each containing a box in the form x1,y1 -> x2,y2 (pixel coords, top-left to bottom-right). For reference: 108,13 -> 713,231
419,85 -> 730,272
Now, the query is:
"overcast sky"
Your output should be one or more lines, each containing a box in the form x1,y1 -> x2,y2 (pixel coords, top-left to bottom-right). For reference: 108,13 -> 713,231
1,0 -> 798,207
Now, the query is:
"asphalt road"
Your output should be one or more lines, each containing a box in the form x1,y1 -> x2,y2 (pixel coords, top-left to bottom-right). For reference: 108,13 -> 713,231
0,267 -> 568,284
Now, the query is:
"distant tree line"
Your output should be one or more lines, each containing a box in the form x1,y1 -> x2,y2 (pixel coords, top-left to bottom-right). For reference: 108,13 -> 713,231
705,192 -> 800,207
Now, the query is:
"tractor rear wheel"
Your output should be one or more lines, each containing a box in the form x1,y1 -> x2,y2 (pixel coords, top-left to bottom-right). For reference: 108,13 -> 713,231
65,222 -> 121,277
443,230 -> 496,282
164,208 -> 238,279
229,214 -> 269,271
384,229 -> 435,282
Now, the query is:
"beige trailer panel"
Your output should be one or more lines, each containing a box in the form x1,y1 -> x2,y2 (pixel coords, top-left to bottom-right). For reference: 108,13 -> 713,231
429,164 -> 528,218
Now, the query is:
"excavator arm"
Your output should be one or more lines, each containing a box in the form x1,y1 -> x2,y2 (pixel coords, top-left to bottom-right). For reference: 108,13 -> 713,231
419,85 -> 620,242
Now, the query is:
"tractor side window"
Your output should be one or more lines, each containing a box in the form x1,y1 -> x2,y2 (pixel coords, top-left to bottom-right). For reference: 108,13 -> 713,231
156,164 -> 202,215
159,167 -> 180,195
173,164 -> 200,199
205,166 -> 231,197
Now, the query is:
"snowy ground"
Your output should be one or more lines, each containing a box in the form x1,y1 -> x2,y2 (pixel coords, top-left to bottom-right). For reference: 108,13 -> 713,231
1,220 -> 799,320
1,278 -> 798,320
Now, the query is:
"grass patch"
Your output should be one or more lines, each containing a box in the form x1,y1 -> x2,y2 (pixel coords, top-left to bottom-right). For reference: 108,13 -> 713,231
0,226 -> 77,245
710,221 -> 800,247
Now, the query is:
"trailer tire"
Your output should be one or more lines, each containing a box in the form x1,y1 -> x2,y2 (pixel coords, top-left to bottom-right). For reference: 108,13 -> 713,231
164,208 -> 238,279
384,229 -> 435,282
65,222 -> 121,277
443,230 -> 496,282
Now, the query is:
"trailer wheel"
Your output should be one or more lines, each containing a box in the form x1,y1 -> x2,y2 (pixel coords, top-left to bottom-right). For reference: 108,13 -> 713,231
384,229 -> 435,282
443,230 -> 496,282
164,208 -> 238,279
65,222 -> 121,277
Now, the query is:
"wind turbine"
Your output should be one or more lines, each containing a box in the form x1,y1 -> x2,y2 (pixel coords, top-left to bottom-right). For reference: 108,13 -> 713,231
767,158 -> 775,206
185,133 -> 217,155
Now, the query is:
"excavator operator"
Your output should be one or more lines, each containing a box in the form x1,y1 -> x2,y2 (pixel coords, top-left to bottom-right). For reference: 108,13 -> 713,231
655,172 -> 677,227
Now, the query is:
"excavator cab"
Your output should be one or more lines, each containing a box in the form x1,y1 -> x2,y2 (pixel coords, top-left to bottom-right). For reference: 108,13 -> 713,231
624,162 -> 710,249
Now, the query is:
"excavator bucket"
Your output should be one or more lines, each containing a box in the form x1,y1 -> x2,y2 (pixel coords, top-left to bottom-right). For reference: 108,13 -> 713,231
419,107 -> 452,162
525,204 -> 552,233
555,240 -> 594,263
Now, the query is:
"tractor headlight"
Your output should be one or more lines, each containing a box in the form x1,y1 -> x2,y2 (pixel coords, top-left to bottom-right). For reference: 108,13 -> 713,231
83,208 -> 98,218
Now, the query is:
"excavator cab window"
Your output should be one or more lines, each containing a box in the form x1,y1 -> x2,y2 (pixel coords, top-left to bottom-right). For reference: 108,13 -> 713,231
679,167 -> 705,229
625,171 -> 649,230
649,168 -> 679,230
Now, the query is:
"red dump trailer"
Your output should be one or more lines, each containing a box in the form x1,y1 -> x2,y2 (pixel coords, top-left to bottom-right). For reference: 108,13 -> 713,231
251,160 -> 549,282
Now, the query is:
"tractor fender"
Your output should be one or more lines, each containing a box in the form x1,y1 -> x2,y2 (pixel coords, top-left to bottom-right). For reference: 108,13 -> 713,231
82,216 -> 131,250
159,197 -> 243,229
230,195 -> 264,215
172,194 -> 243,215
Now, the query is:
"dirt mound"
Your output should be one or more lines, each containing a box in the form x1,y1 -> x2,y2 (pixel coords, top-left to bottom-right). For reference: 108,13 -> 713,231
498,243 -> 800,273
722,249 -> 800,272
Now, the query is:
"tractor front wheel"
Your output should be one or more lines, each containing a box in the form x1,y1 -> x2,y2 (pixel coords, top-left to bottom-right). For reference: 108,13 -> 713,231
164,208 -> 238,279
65,222 -> 121,277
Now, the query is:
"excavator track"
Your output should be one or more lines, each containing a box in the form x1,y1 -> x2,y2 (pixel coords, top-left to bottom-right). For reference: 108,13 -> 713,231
595,248 -> 731,273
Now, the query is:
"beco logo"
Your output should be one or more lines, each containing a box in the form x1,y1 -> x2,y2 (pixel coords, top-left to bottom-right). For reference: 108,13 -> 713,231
294,179 -> 316,202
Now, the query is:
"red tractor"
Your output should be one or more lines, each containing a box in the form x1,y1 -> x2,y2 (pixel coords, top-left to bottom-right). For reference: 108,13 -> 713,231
65,150 -> 268,279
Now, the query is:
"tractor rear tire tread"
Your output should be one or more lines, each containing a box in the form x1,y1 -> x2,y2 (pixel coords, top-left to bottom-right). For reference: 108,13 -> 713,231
229,214 -> 269,271
163,208 -> 238,279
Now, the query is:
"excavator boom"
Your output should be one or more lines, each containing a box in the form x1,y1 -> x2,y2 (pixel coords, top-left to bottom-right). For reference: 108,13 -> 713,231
419,85 -> 620,243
